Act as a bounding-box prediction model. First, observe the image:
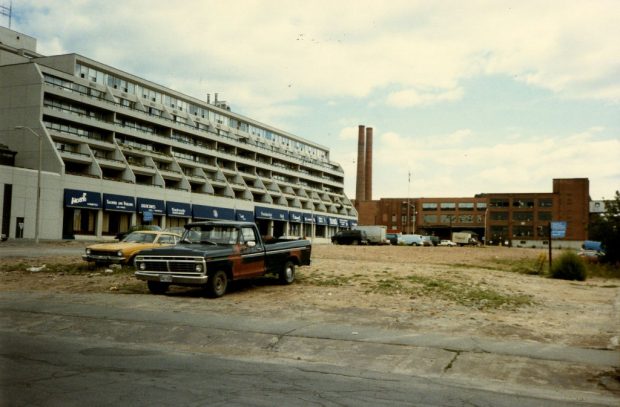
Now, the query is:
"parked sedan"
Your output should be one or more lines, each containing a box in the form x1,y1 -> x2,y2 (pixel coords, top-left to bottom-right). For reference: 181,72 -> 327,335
331,230 -> 369,245
439,239 -> 457,247
83,230 -> 180,265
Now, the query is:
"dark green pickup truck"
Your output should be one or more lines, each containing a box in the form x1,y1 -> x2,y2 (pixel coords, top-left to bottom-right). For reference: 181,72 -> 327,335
134,220 -> 311,297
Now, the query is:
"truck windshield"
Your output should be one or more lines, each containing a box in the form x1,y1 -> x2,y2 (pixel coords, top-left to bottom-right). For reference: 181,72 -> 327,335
182,225 -> 239,245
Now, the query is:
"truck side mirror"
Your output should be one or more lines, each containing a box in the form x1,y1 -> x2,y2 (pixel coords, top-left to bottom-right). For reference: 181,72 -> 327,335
246,241 -> 256,248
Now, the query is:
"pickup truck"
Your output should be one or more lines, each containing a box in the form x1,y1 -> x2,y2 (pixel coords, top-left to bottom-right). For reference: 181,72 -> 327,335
134,220 -> 311,297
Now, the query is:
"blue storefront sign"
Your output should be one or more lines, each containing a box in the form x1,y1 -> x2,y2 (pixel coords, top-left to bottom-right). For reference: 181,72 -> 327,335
103,193 -> 135,213
350,220 -> 358,228
338,218 -> 350,228
289,211 -> 302,223
255,206 -> 288,221
166,201 -> 191,218
193,204 -> 235,220
302,213 -> 315,224
236,210 -> 254,222
315,215 -> 327,225
136,197 -> 165,214
64,189 -> 101,209
328,217 -> 339,227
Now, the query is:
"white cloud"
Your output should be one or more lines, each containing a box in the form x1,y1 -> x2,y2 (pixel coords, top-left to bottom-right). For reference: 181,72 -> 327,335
386,87 -> 463,108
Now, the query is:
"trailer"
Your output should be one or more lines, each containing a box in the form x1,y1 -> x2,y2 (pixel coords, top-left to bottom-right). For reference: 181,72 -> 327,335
452,231 -> 479,246
354,225 -> 388,245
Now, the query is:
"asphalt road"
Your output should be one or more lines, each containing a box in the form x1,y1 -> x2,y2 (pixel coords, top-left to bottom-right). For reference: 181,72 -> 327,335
1,330 -> 609,407
1,291 -> 617,406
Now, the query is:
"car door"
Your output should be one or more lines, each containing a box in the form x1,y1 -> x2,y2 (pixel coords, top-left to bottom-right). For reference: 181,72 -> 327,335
236,226 -> 266,278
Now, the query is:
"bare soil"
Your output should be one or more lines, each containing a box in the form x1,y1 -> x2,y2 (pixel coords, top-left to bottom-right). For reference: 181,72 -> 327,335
1,244 -> 618,349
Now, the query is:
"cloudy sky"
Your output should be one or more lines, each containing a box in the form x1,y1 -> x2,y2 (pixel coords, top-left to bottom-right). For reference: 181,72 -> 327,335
6,0 -> 619,200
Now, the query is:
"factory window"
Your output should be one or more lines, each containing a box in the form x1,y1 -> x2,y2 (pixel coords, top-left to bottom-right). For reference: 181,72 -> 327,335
538,211 -> 552,221
422,203 -> 437,211
490,199 -> 509,207
539,198 -> 553,207
490,211 -> 508,221
458,202 -> 474,211
512,212 -> 533,222
440,202 -> 456,211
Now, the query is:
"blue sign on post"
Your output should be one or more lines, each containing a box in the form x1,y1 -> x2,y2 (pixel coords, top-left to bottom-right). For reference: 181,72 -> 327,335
550,221 -> 567,239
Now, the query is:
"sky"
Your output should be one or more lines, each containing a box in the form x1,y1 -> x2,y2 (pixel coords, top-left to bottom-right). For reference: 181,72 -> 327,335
4,0 -> 619,200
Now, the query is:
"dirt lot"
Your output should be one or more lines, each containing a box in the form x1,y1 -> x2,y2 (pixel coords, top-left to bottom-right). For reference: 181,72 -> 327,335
1,244 -> 618,349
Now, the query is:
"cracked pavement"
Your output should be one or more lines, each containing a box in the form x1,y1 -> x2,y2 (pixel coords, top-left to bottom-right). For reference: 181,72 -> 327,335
1,291 -> 618,406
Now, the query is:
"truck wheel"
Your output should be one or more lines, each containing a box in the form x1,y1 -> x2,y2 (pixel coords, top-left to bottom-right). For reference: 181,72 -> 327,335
279,261 -> 295,285
147,281 -> 169,295
206,270 -> 228,298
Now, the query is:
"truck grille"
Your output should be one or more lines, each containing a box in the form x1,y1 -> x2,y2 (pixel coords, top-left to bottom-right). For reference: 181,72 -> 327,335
136,256 -> 205,275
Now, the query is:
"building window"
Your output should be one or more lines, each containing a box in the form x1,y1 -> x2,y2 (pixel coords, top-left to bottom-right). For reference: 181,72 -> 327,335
539,198 -> 553,207
423,215 -> 437,224
422,203 -> 438,211
490,199 -> 509,208
512,212 -> 533,222
440,202 -> 456,211
490,211 -> 508,221
458,202 -> 474,211
512,226 -> 533,237
538,211 -> 552,221
513,199 -> 535,208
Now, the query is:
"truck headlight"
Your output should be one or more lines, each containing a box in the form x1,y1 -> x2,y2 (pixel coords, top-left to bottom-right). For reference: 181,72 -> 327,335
117,251 -> 123,257
195,264 -> 203,272
138,262 -> 146,271
86,248 -> 91,255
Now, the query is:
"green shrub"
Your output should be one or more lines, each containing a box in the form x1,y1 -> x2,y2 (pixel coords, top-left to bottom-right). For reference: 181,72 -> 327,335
550,251 -> 587,281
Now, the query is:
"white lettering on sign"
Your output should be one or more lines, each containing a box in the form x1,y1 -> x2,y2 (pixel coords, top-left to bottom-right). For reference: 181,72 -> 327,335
171,208 -> 185,215
71,193 -> 88,205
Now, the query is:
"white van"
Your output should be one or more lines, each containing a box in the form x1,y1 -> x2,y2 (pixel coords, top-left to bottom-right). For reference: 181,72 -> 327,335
398,234 -> 423,246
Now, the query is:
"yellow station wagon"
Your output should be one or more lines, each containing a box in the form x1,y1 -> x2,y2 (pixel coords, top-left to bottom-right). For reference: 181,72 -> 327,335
82,230 -> 180,265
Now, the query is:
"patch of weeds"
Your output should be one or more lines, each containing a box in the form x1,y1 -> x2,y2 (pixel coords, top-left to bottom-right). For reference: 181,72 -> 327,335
297,272 -> 354,287
365,274 -> 533,310
586,263 -> 620,279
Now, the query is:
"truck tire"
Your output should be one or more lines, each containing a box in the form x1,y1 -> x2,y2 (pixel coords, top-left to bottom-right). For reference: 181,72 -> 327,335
206,270 -> 228,298
279,261 -> 295,285
147,281 -> 169,295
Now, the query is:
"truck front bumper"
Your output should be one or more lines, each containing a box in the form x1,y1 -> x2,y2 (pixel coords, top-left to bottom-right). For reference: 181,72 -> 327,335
82,254 -> 126,264
135,271 -> 209,285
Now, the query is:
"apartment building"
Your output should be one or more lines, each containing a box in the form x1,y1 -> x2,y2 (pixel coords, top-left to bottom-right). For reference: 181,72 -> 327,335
0,27 -> 357,241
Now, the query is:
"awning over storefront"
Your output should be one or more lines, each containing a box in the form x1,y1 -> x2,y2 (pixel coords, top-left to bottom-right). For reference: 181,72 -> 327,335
236,210 -> 254,222
166,201 -> 191,218
64,189 -> 101,209
136,197 -> 165,214
289,211 -> 302,223
315,215 -> 327,225
102,193 -> 135,213
255,206 -> 288,221
192,204 -> 235,220
328,217 -> 339,227
302,213 -> 315,224
338,218 -> 350,228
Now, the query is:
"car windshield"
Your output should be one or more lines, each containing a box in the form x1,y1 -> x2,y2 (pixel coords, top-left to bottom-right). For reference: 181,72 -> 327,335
182,225 -> 239,245
123,232 -> 156,243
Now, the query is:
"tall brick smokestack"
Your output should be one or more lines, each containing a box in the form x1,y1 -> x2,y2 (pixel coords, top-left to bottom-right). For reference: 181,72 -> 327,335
364,127 -> 373,201
355,125 -> 366,203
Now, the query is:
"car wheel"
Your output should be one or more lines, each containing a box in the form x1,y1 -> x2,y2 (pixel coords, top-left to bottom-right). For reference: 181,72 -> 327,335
279,261 -> 296,285
147,281 -> 169,295
206,270 -> 228,298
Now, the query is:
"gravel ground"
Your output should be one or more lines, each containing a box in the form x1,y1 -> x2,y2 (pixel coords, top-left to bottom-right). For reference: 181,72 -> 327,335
1,243 -> 618,350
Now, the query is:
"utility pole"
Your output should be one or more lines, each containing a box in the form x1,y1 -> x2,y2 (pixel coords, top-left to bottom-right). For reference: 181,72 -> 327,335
15,126 -> 42,244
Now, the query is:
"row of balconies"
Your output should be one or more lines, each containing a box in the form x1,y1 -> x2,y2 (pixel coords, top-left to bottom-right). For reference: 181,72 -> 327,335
43,80 -> 343,177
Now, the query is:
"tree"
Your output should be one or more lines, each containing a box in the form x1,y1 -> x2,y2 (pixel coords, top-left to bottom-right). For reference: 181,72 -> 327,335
590,191 -> 620,264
